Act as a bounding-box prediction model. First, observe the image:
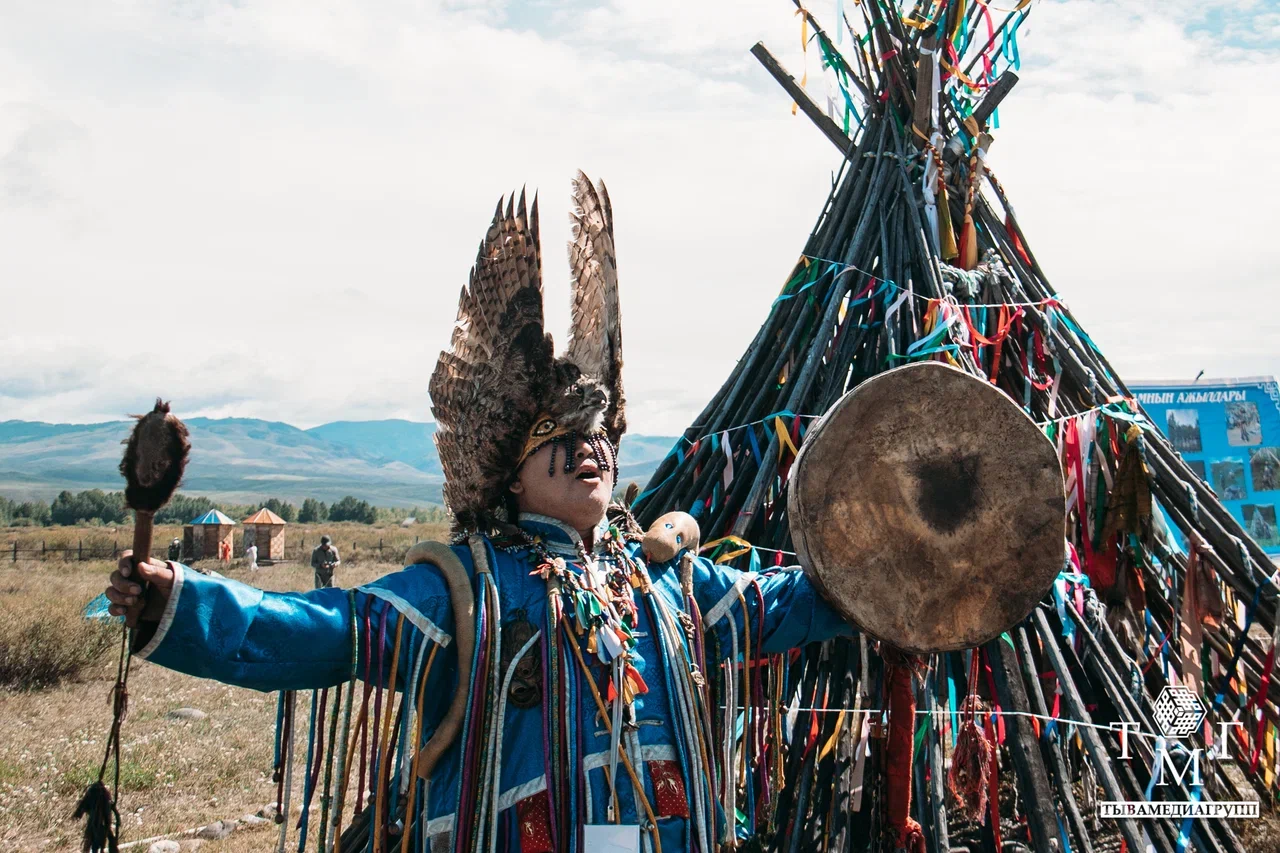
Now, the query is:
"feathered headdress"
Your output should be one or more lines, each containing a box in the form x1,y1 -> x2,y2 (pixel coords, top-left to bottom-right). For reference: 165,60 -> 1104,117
429,171 -> 625,533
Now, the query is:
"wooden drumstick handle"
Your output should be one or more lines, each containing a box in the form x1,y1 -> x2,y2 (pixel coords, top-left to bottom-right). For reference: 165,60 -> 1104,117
131,510 -> 155,593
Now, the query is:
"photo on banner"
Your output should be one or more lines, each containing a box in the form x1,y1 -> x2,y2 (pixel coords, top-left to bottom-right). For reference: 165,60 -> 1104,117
1211,459 -> 1247,501
1243,504 -> 1280,548
1250,447 -> 1280,491
1133,376 -> 1280,557
1226,401 -> 1262,446
1166,409 -> 1202,452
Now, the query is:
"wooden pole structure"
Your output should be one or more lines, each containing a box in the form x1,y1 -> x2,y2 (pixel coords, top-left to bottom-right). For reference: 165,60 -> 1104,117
625,3 -> 1274,850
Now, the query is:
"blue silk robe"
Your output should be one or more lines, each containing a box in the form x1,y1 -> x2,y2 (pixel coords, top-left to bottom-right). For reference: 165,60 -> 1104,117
136,514 -> 850,852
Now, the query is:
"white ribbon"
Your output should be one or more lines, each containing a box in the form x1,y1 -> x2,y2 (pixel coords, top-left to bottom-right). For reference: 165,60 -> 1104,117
721,431 -> 734,489
922,130 -> 945,252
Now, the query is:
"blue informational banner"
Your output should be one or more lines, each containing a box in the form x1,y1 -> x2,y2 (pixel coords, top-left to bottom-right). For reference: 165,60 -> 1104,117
1132,377 -> 1280,556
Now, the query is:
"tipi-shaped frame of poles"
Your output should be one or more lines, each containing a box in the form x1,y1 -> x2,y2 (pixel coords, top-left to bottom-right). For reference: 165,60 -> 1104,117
633,3 -> 1280,851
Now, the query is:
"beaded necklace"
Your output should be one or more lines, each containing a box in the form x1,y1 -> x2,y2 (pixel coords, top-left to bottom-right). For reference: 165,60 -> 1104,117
525,525 -> 649,704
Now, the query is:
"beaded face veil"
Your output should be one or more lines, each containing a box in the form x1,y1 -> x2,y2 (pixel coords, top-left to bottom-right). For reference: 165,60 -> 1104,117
428,172 -> 626,533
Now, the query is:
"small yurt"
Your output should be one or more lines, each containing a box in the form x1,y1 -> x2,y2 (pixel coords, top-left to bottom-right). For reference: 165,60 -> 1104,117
244,508 -> 288,562
183,510 -> 236,561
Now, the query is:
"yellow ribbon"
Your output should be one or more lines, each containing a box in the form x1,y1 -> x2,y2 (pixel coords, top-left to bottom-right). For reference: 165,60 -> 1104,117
947,0 -> 967,42
777,256 -> 812,298
792,8 -> 809,116
818,709 -> 848,761
976,0 -> 1032,11
774,416 -> 800,462
700,535 -> 754,564
940,59 -> 988,93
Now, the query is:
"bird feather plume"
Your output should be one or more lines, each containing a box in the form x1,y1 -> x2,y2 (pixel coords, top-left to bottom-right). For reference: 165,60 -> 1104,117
429,175 -> 627,532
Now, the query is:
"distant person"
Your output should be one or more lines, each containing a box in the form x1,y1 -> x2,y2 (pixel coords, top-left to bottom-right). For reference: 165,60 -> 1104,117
245,543 -> 258,572
1249,510 -> 1276,543
218,540 -> 231,564
168,538 -> 182,562
311,535 -> 340,588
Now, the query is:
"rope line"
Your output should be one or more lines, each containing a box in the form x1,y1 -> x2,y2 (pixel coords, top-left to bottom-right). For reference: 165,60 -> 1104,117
762,706 -> 1210,742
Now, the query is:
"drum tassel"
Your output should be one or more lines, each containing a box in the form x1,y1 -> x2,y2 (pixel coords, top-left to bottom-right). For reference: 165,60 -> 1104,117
884,648 -> 926,853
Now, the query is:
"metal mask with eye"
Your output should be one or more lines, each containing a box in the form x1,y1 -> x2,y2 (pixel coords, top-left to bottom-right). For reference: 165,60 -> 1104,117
516,413 -> 619,480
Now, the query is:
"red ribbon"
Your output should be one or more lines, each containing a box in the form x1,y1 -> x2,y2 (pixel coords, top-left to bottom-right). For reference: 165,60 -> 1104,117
1063,419 -> 1096,578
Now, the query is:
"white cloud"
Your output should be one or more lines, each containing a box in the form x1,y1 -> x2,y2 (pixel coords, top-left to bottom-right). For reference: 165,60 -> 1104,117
0,0 -> 1276,435
986,0 -> 1280,384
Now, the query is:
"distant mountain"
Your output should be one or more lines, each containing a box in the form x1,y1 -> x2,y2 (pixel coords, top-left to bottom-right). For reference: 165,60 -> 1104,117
307,420 -> 440,474
0,418 -> 678,508
615,434 -> 679,480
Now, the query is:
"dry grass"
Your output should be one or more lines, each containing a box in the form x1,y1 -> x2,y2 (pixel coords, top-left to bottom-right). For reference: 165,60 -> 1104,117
0,553 -> 423,851
0,586 -> 117,689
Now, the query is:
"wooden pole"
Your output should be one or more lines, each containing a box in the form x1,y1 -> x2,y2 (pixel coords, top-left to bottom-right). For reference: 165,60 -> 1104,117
971,71 -> 1019,129
1015,626 -> 1094,853
924,673 -> 951,852
986,637 -> 1059,853
749,43 -> 851,153
1032,607 -> 1146,853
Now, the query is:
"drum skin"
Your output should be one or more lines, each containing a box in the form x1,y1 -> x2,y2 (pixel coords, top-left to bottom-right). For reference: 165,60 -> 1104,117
788,361 -> 1066,653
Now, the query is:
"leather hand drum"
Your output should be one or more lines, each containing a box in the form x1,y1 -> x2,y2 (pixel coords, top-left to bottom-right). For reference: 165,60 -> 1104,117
788,361 -> 1066,653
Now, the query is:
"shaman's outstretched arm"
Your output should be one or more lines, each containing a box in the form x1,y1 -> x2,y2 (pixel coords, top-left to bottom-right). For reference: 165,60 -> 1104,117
691,554 -> 853,655
135,554 -> 464,695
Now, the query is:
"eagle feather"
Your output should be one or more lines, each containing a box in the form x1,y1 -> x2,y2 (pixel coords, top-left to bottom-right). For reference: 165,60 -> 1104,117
429,174 -> 626,532
566,171 -> 625,444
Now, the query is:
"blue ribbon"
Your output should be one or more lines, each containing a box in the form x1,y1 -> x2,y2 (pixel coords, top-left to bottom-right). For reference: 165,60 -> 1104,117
1056,814 -> 1073,853
1176,782 -> 1203,853
1212,586 -> 1260,712
1049,306 -> 1103,354
772,276 -> 822,306
1052,571 -> 1091,646
1003,12 -> 1026,71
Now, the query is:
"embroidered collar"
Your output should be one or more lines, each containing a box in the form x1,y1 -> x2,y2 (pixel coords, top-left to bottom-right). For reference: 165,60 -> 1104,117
516,513 -> 610,558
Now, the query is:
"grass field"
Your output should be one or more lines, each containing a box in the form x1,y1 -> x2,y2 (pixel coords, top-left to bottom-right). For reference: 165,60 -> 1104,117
0,521 -> 449,851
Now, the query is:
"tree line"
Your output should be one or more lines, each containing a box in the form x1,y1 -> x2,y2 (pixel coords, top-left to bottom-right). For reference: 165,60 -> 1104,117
0,490 -> 449,528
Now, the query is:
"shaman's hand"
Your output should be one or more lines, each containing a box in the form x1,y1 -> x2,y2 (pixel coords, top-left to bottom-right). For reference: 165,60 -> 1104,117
105,550 -> 176,627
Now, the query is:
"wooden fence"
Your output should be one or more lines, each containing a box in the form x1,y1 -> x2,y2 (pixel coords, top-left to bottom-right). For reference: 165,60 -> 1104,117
7,537 -> 426,564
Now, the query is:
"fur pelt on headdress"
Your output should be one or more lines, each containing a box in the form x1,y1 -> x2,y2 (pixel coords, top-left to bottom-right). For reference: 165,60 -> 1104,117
428,172 -> 625,533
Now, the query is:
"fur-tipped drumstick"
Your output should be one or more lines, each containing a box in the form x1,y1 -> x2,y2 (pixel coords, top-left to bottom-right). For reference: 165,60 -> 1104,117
74,398 -> 189,853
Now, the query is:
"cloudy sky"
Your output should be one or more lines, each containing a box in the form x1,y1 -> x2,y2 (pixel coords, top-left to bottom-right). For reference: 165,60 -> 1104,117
2,0 -> 1277,434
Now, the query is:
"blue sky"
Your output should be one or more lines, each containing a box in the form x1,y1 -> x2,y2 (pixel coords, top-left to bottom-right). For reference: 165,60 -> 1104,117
1,0 -> 1277,432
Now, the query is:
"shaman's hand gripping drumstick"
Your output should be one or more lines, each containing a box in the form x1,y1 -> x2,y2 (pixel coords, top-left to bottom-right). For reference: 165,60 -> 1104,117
74,399 -> 189,853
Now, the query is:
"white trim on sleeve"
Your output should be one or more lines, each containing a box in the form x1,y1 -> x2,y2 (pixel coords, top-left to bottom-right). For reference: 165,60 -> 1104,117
358,586 -> 453,648
701,572 -> 757,630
